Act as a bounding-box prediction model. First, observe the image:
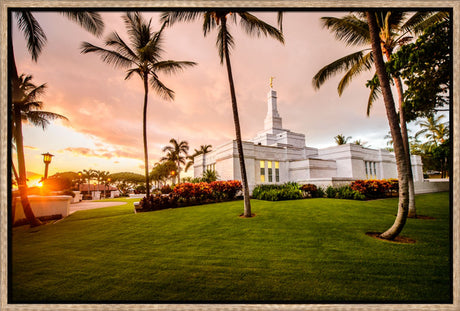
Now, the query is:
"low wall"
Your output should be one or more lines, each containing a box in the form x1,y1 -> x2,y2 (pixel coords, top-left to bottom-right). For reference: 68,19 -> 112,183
129,194 -> 146,198
414,179 -> 450,194
14,195 -> 73,223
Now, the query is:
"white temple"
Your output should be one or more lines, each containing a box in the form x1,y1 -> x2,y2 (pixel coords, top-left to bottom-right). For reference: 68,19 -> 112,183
193,83 -> 424,191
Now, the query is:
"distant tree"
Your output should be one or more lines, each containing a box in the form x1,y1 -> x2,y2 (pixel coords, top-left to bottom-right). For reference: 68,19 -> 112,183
162,10 -> 284,217
11,74 -> 67,227
201,169 -> 219,183
353,139 -> 369,147
151,160 -> 177,187
44,171 -> 80,191
334,134 -> 352,145
108,172 -> 145,195
81,12 -> 196,198
161,138 -> 189,183
415,115 -> 449,150
185,144 -> 212,172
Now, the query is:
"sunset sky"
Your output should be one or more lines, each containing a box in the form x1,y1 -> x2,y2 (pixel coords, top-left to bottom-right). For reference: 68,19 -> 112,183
11,10 -> 444,183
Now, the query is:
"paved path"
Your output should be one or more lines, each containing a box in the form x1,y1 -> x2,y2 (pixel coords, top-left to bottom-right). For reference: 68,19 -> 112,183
69,201 -> 127,214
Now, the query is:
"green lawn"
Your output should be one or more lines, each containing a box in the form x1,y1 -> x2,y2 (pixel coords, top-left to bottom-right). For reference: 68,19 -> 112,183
11,192 -> 451,303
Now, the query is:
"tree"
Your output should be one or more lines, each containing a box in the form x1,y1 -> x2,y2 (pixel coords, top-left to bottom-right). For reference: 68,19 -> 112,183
185,144 -> 212,172
161,138 -> 189,184
161,10 -> 284,217
312,11 -> 444,218
334,134 -> 352,145
387,18 -> 450,120
11,74 -> 67,226
150,160 -> 177,187
10,11 -> 103,226
366,11 -> 411,240
415,115 -> 449,149
108,172 -> 145,195
81,12 -> 196,198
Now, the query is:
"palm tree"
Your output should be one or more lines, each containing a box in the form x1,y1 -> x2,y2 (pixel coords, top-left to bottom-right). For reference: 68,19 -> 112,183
185,144 -> 213,172
11,74 -> 68,226
10,11 -> 103,226
161,138 -> 189,184
81,12 -> 196,198
312,11 -> 445,218
366,11 -> 411,240
334,134 -> 352,145
161,10 -> 284,217
415,115 -> 449,150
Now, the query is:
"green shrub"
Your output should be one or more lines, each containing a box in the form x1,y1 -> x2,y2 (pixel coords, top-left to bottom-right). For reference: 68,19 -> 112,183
252,182 -> 302,201
325,186 -> 337,198
335,185 -> 365,200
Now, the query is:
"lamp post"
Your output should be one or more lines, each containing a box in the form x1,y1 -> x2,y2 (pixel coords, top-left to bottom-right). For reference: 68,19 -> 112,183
41,152 -> 54,180
170,170 -> 176,185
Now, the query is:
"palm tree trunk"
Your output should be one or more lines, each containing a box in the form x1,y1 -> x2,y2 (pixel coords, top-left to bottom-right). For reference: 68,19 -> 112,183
221,17 -> 252,217
384,47 -> 416,218
393,76 -> 416,218
367,11 -> 409,240
13,106 -> 42,227
142,75 -> 151,198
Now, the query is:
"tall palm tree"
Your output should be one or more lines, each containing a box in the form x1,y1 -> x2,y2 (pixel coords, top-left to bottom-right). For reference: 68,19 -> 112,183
161,10 -> 284,217
366,11 -> 411,240
81,12 -> 196,198
161,138 -> 189,183
334,134 -> 352,145
12,74 -> 68,226
10,11 -> 103,226
312,11 -> 445,218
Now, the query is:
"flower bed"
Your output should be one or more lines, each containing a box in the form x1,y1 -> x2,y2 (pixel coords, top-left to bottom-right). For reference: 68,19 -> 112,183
350,179 -> 399,199
138,180 -> 242,212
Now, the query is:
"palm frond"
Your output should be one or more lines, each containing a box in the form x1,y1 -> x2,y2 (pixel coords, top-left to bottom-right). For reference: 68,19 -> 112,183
216,23 -> 234,64
60,11 -> 104,37
414,11 -> 450,33
15,11 -> 47,61
321,15 -> 369,46
24,111 -> 68,130
277,11 -> 284,33
149,76 -> 175,101
401,11 -> 432,33
152,60 -> 197,75
203,12 -> 218,36
312,49 -> 369,90
237,12 -> 284,44
105,31 -> 138,62
160,11 -> 203,25
80,42 -> 134,69
124,68 -> 141,80
337,51 -> 373,95
366,72 -> 381,116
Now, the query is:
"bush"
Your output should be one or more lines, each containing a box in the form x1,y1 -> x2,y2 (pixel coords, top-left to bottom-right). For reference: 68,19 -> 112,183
140,180 -> 242,212
139,193 -> 178,211
160,185 -> 173,194
351,179 -> 397,199
252,182 -> 302,201
335,185 -> 365,200
325,186 -> 337,198
300,183 -> 323,198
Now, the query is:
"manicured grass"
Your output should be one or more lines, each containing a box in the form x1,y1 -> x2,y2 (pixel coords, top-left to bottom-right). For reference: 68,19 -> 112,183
11,192 -> 451,303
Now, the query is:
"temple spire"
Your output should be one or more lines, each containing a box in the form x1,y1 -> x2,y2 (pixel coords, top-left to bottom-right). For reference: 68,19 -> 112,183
264,79 -> 282,130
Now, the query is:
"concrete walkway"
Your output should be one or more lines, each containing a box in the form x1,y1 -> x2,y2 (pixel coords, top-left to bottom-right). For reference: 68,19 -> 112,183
69,201 -> 127,214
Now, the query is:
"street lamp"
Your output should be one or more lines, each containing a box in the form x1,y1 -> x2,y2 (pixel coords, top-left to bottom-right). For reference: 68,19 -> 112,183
41,152 -> 54,180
